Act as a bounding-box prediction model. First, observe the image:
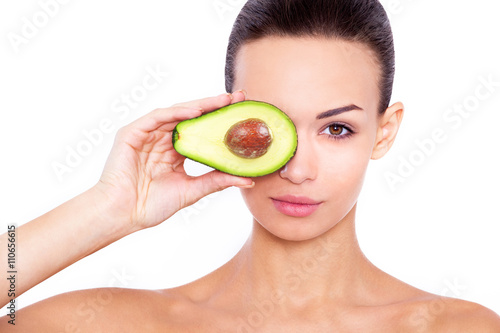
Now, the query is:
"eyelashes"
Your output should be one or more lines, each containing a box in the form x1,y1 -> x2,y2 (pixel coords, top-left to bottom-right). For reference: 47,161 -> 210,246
319,122 -> 354,140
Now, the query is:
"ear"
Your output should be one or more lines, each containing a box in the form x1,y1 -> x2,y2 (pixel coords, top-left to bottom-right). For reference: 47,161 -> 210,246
371,102 -> 404,160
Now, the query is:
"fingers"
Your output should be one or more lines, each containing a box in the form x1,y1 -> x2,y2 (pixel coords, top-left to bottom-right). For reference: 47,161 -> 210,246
126,106 -> 202,134
174,90 -> 247,113
189,170 -> 254,200
174,93 -> 232,112
230,90 -> 247,104
121,90 -> 248,136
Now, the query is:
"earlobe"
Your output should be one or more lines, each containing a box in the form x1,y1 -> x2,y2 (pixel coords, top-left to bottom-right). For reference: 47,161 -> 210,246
371,102 -> 404,160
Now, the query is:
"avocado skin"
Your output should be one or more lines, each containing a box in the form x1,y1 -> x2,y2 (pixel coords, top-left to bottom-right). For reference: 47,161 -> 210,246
172,127 -> 179,142
172,100 -> 297,177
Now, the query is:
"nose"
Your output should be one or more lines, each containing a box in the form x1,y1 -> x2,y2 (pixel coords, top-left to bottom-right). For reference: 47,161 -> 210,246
279,135 -> 317,184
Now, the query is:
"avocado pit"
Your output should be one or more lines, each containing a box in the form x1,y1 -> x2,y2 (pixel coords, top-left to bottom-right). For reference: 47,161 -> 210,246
224,118 -> 273,159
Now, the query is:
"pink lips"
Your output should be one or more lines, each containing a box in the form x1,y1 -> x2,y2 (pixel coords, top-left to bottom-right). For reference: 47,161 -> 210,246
271,195 -> 322,217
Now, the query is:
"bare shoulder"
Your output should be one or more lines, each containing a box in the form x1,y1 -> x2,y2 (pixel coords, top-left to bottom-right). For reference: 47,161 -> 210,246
366,268 -> 500,332
402,295 -> 500,333
434,298 -> 500,332
0,287 -> 177,332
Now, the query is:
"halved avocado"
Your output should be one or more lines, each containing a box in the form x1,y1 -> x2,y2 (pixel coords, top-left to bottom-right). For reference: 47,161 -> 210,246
172,100 -> 297,177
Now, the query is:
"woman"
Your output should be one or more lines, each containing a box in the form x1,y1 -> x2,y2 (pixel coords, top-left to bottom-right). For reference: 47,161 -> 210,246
1,0 -> 499,331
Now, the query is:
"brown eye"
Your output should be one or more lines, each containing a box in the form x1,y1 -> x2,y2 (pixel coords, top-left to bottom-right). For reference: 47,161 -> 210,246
328,124 -> 344,135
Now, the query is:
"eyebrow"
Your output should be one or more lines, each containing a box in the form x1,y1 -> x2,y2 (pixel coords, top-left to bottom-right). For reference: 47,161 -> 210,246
316,104 -> 363,120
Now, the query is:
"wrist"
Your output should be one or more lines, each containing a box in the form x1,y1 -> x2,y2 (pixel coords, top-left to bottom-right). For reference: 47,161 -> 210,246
83,184 -> 139,240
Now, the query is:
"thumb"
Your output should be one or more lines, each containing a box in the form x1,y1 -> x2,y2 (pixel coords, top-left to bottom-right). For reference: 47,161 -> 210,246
189,170 -> 254,200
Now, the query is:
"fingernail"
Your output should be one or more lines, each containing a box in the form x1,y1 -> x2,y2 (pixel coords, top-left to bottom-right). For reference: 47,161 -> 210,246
225,92 -> 233,101
235,89 -> 247,98
237,181 -> 255,189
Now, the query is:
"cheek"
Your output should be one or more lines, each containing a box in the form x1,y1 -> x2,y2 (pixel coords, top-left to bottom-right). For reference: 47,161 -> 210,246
240,174 -> 276,208
319,138 -> 373,194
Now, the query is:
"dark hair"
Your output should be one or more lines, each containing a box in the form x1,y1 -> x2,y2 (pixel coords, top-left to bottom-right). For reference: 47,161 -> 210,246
225,0 -> 395,114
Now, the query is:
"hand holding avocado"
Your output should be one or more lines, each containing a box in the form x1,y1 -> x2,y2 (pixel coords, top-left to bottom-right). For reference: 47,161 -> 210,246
94,91 -> 255,233
0,92 -> 258,309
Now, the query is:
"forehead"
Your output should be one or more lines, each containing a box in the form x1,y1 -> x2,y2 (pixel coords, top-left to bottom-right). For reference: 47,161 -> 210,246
234,36 -> 380,114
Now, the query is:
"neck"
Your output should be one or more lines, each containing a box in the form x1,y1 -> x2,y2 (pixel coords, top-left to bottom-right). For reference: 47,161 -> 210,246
232,206 -> 374,307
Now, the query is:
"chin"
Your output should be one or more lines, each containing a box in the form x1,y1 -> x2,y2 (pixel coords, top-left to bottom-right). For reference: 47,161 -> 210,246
252,210 -> 340,242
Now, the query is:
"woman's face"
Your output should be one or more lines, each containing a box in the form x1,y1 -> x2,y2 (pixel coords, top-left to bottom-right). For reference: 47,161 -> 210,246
234,36 -> 384,241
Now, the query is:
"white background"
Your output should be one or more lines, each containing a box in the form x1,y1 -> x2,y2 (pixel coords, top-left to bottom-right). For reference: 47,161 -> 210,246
1,0 -> 499,316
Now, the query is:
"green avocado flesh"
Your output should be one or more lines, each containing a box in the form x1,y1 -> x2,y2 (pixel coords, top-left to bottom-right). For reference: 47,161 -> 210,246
172,100 -> 297,177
